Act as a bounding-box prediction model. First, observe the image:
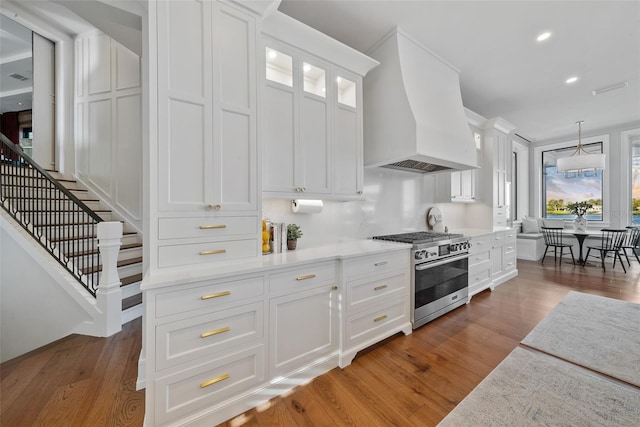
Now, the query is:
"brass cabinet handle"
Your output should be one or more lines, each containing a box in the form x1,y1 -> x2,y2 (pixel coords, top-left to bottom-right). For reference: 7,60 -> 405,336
201,326 -> 230,338
214,204 -> 222,210
373,285 -> 388,291
296,274 -> 316,281
201,291 -> 230,300
199,249 -> 226,255
199,224 -> 227,229
200,373 -> 230,389
374,261 -> 388,267
373,314 -> 388,323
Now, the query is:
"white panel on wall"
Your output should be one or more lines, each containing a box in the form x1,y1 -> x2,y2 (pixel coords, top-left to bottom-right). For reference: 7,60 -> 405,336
75,38 -> 84,97
116,44 -> 141,90
116,94 -> 142,220
168,0 -> 205,97
219,8 -> 249,108
88,99 -> 112,194
167,99 -> 205,204
220,110 -> 250,204
75,102 -> 87,174
88,34 -> 112,95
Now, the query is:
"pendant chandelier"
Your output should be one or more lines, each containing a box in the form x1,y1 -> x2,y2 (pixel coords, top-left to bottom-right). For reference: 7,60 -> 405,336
556,121 -> 605,177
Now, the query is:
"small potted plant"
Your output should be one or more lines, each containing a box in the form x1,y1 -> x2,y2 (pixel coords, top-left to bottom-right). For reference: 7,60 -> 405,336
567,201 -> 592,232
287,224 -> 303,250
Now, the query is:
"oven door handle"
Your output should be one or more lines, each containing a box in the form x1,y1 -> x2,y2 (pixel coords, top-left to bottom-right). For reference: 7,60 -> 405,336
415,253 -> 470,271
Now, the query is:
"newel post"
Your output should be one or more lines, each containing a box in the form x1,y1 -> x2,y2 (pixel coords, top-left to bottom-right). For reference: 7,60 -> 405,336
97,221 -> 123,336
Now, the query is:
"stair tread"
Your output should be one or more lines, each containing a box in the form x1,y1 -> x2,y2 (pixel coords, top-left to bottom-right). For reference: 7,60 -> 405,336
49,231 -> 138,243
18,209 -> 111,213
3,196 -> 100,202
122,293 -> 142,311
82,256 -> 142,275
67,243 -> 142,258
121,273 -> 143,287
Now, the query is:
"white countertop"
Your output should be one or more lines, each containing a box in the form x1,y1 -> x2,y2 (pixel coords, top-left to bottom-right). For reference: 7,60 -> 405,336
141,239 -> 411,290
455,226 -> 515,238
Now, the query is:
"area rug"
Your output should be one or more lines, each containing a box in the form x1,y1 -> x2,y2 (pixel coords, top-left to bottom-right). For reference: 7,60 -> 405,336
438,347 -> 640,426
521,291 -> 640,387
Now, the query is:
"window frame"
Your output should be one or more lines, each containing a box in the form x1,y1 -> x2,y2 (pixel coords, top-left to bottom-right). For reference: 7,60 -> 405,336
533,134 -> 610,228
622,128 -> 640,226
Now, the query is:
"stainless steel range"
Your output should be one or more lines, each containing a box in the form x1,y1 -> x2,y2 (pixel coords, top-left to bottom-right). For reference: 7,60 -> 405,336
373,231 -> 471,329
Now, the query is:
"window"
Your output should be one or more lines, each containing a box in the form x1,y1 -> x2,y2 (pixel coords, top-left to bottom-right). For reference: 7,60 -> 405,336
632,144 -> 640,225
541,142 -> 603,221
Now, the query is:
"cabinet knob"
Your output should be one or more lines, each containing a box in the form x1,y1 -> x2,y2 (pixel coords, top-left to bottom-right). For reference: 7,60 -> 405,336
357,190 -> 363,194
214,204 -> 222,210
205,204 -> 213,211
302,187 -> 306,192
295,187 -> 302,192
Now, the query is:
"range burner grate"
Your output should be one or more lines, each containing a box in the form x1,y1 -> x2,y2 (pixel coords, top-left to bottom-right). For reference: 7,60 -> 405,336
372,231 -> 463,244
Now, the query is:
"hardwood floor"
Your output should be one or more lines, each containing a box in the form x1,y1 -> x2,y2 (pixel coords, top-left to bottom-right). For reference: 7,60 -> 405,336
2,259 -> 639,426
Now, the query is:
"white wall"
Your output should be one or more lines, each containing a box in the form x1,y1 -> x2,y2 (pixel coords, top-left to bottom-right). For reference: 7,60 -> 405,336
263,167 -> 467,248
75,31 -> 143,232
0,213 -> 101,363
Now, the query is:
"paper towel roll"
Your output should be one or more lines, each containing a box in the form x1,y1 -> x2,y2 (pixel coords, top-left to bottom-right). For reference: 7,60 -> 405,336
292,199 -> 323,214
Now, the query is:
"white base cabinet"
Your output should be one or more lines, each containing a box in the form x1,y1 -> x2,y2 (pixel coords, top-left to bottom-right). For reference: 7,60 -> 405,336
143,245 -> 410,426
468,229 -> 518,302
339,251 -> 412,368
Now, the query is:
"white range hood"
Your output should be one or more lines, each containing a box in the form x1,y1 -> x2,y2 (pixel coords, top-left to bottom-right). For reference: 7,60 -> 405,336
364,28 -> 478,173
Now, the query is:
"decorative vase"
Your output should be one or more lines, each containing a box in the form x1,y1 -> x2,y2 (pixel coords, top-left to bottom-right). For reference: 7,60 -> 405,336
573,215 -> 587,232
287,239 -> 297,250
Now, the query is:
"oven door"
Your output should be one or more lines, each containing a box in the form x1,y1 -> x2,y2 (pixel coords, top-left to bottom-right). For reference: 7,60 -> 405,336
414,253 -> 469,324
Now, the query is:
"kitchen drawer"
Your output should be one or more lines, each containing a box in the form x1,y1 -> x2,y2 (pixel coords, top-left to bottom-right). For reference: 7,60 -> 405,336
469,261 -> 491,285
468,250 -> 490,267
158,216 -> 258,240
155,275 -> 264,318
504,253 -> 517,272
491,231 -> 505,246
346,272 -> 407,313
470,235 -> 491,254
344,298 -> 407,348
155,345 -> 265,426
269,262 -> 336,295
504,239 -> 517,256
342,251 -> 409,281
158,238 -> 258,268
504,229 -> 517,243
156,302 -> 264,371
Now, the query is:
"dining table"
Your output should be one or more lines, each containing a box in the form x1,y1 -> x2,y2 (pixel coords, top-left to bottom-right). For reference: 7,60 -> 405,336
562,229 -> 602,266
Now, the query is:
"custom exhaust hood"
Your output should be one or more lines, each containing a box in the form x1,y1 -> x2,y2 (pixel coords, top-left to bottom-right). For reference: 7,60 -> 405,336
364,29 -> 478,174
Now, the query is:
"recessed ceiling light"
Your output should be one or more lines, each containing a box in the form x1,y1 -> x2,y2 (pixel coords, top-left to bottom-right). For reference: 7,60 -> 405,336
536,32 -> 552,42
566,76 -> 579,84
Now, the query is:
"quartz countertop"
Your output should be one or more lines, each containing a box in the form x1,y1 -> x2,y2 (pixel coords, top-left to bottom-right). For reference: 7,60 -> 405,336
141,239 -> 411,290
453,226 -> 515,238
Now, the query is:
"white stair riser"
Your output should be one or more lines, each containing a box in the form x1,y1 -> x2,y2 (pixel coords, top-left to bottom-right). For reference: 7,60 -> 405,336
34,224 -> 101,239
5,187 -> 93,200
69,246 -> 142,266
2,177 -> 83,190
122,303 -> 143,325
87,263 -> 142,285
53,234 -> 140,254
122,281 -> 141,299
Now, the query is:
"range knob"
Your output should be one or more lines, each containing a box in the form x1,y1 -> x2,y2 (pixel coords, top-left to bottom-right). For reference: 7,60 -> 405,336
414,250 -> 426,260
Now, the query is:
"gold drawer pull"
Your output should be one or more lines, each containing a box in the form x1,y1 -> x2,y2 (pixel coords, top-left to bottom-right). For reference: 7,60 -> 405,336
373,314 -> 388,322
200,326 -> 230,338
199,249 -> 226,256
199,224 -> 227,229
200,373 -> 230,389
201,291 -> 230,300
296,274 -> 316,281
374,261 -> 388,267
374,285 -> 388,291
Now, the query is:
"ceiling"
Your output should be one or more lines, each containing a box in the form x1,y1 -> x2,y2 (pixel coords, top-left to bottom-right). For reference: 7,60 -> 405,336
279,0 -> 640,142
0,14 -> 33,114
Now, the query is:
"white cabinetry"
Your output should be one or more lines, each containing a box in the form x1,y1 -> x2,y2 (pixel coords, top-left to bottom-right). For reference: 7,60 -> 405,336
268,262 -> 338,377
150,0 -> 260,272
261,11 -> 378,200
434,125 -> 482,203
339,249 -> 411,367
468,229 -> 518,302
481,118 -> 516,227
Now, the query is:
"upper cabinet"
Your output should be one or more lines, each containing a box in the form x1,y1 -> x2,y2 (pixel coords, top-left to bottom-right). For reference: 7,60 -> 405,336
261,12 -> 378,200
149,0 -> 263,274
482,117 -> 516,227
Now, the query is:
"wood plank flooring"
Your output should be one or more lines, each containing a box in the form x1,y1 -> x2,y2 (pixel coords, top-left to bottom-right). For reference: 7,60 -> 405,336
2,259 -> 639,426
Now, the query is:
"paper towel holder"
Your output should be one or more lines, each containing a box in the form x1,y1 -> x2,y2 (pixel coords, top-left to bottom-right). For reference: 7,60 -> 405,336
291,199 -> 323,214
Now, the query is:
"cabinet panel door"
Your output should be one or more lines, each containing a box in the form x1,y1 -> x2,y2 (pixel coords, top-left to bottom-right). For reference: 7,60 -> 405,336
219,109 -> 256,210
263,85 -> 296,192
334,105 -> 360,195
300,95 -> 331,194
269,286 -> 337,377
157,0 -> 214,212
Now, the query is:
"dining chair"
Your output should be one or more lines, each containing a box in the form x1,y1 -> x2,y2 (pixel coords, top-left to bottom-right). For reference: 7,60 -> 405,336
541,227 -> 575,265
584,229 -> 627,273
620,226 -> 640,266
